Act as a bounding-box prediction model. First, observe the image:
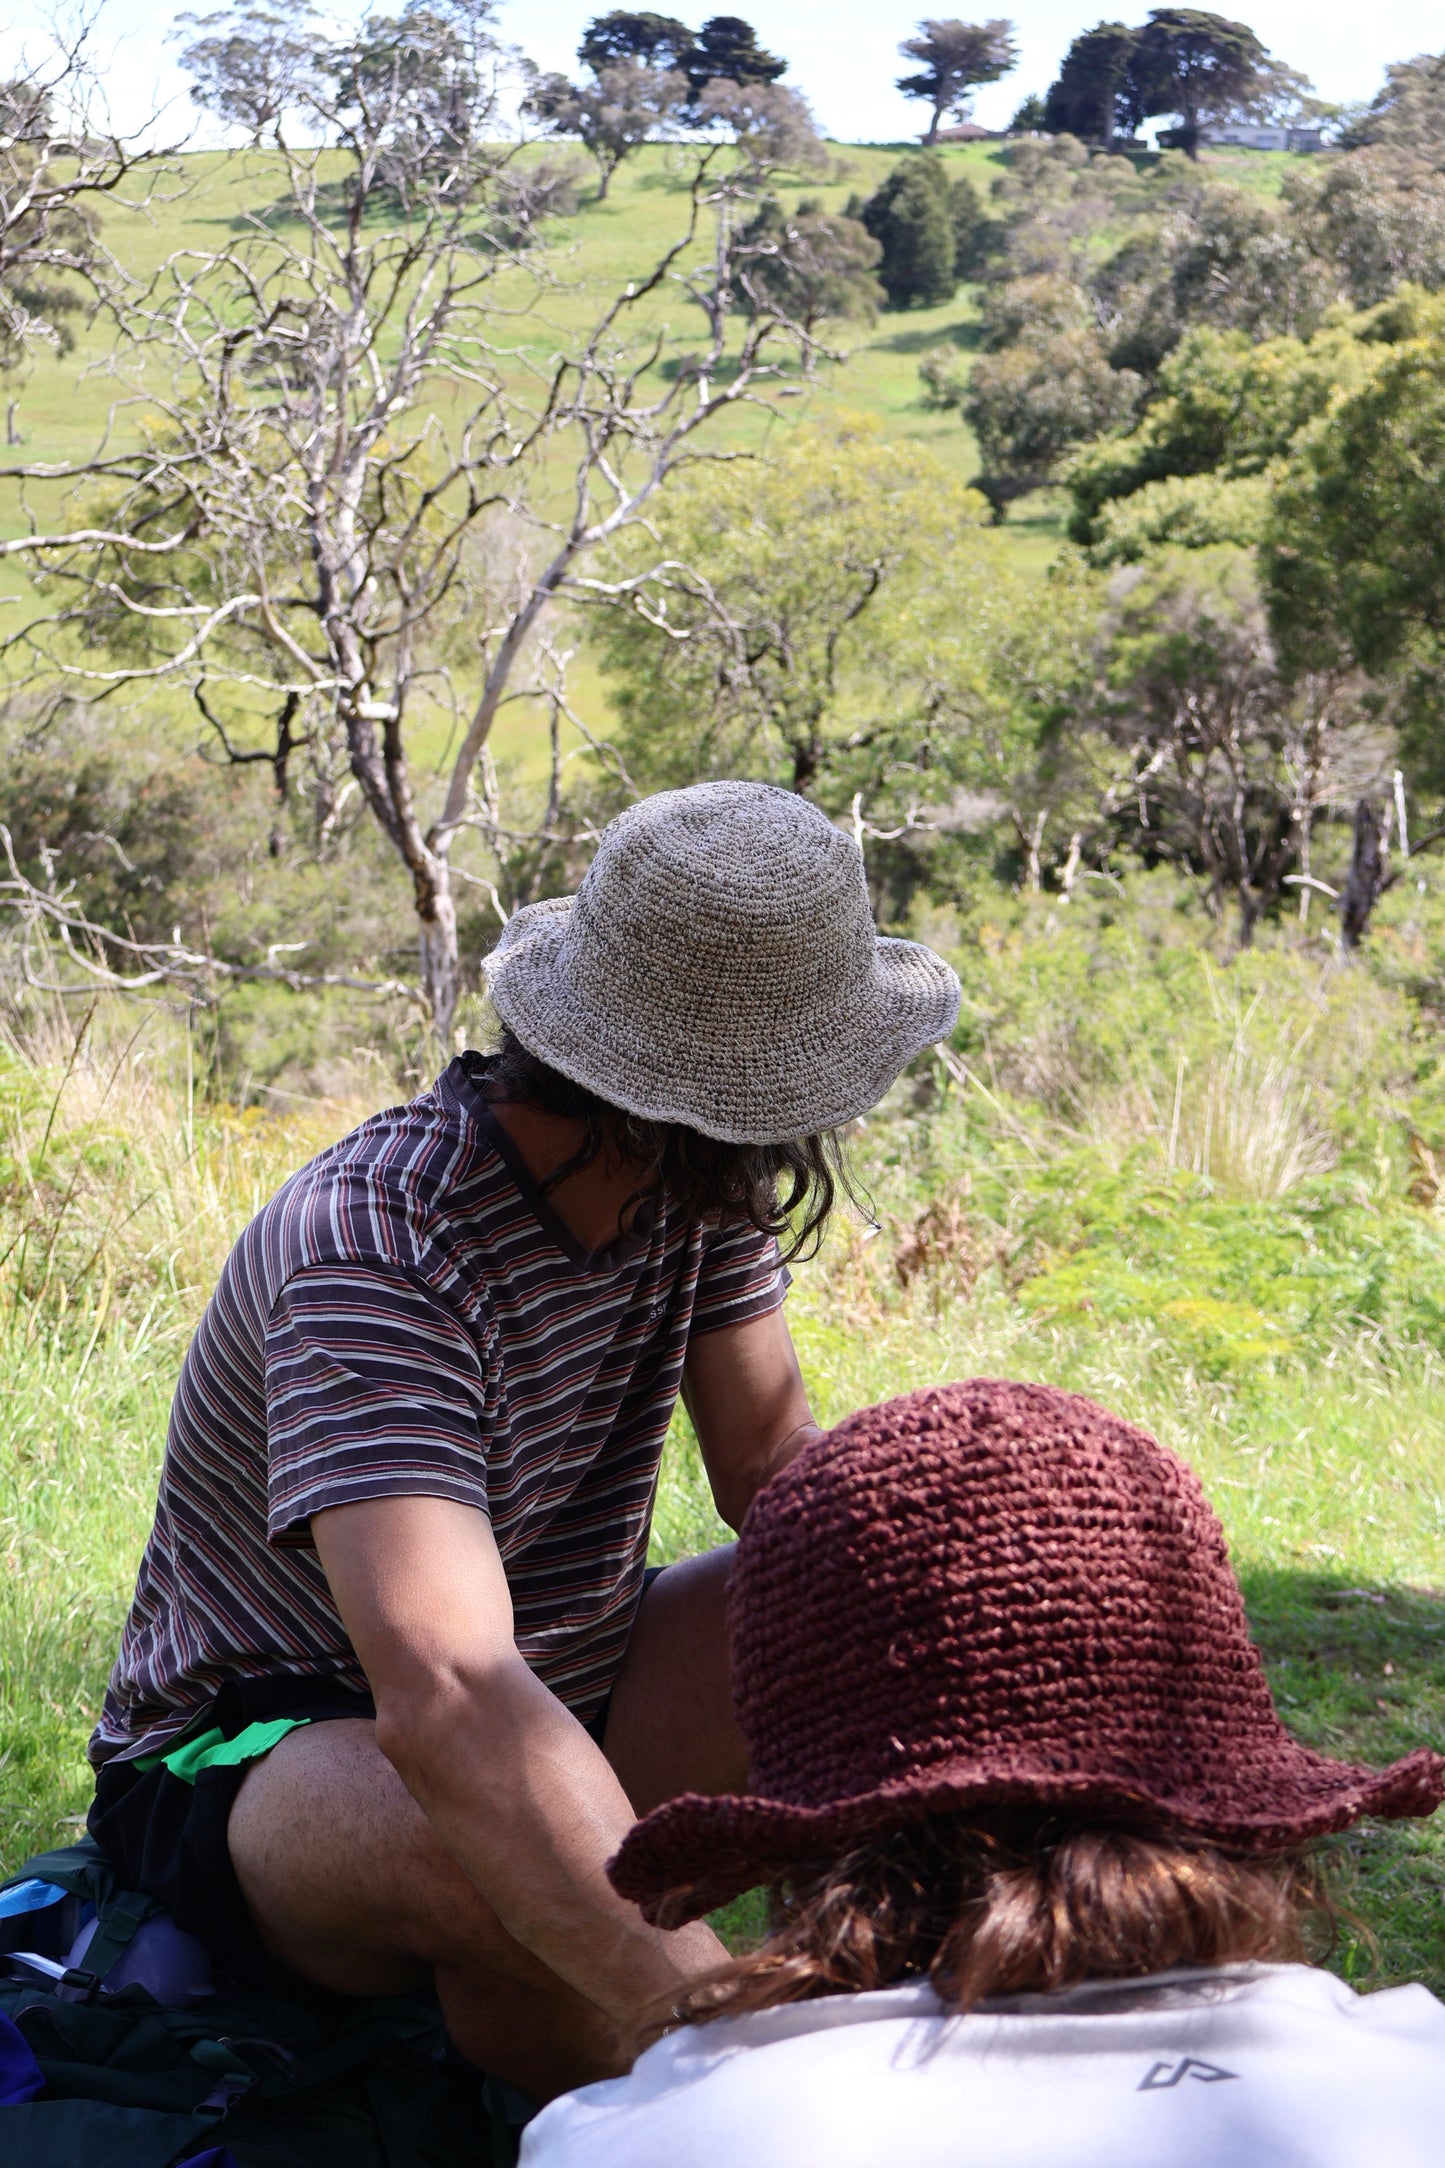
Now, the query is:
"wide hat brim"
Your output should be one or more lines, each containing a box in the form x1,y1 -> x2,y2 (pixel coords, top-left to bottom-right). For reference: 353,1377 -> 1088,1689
608,1743 -> 1445,1928
483,894 -> 961,1144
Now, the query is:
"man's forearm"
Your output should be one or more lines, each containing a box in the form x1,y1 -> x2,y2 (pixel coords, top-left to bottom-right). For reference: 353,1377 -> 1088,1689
711,1417 -> 824,1531
376,1656 -> 725,2026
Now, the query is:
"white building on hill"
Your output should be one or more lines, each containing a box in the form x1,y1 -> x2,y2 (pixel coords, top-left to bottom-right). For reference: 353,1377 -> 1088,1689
1200,122 -> 1324,152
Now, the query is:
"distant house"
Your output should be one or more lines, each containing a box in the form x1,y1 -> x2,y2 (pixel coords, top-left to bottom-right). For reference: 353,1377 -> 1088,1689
930,121 -> 1002,143
1197,122 -> 1324,153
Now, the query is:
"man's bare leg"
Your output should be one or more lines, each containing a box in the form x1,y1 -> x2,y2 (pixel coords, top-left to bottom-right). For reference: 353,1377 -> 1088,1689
602,1544 -> 747,1811
227,1544 -> 742,2100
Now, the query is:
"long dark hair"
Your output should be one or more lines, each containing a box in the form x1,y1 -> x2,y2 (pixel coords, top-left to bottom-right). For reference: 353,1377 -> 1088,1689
484,1029 -> 854,1261
662,1812 -> 1334,2032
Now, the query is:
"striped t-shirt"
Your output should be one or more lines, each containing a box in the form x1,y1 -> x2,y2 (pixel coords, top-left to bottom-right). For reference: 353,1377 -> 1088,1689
91,1053 -> 788,1765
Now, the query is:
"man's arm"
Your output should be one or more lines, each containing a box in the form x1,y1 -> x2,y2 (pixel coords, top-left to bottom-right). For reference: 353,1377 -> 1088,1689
681,1303 -> 823,1531
312,1494 -> 726,2027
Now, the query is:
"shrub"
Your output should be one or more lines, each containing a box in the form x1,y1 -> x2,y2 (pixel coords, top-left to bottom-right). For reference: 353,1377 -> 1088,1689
857,154 -> 972,308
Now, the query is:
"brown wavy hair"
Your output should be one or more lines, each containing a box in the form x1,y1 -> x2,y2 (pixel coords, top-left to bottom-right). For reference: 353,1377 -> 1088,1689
664,1812 -> 1335,2031
484,1029 -> 856,1261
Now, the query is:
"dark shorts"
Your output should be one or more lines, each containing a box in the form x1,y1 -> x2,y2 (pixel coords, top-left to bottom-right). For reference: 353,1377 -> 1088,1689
89,1628 -> 638,2000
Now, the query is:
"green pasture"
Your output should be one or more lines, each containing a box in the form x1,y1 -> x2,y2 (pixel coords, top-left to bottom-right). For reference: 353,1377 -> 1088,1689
0,137 -> 1291,782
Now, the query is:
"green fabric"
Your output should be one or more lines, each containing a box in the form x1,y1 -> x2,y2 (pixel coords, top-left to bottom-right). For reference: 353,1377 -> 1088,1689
135,1716 -> 311,1784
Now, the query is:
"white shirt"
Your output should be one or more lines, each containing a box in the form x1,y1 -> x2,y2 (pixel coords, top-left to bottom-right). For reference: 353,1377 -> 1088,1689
521,1963 -> 1445,2168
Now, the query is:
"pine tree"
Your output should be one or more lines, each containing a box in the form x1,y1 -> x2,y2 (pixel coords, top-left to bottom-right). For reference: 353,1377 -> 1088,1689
1043,22 -> 1140,149
683,15 -> 787,98
859,156 -> 959,308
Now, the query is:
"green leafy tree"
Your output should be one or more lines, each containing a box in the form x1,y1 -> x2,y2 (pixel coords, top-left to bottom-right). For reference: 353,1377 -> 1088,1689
858,154 -> 974,306
947,168 -> 990,274
977,270 -> 1094,347
1265,301 -> 1445,699
896,18 -> 1017,147
577,10 -> 692,71
965,329 -> 1142,515
1341,51 -> 1445,158
590,425 -> 994,803
1264,316 -> 1445,937
986,132 -> 1140,287
1067,319 -> 1382,547
1157,175 -> 1339,343
1084,468 -> 1273,564
692,79 -> 825,173
1008,93 -> 1046,133
524,57 -> 688,198
173,2 -> 320,140
918,343 -> 968,406
1287,149 -> 1445,307
1043,21 -> 1141,150
738,197 -> 883,356
684,15 -> 787,99
1128,7 -> 1270,161
1095,548 -> 1386,943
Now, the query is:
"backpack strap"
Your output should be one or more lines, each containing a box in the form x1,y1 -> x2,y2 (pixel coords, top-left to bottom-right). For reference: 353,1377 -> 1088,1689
3,1845 -> 165,2003
73,1890 -> 162,1985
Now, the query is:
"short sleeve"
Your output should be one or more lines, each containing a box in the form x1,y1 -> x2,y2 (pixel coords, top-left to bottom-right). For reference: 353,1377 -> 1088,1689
688,1219 -> 791,1337
264,1263 -> 492,1543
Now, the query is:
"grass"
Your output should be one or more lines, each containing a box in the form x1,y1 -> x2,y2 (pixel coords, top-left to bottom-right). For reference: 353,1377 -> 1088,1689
3,875 -> 1445,1992
0,137 -> 1289,782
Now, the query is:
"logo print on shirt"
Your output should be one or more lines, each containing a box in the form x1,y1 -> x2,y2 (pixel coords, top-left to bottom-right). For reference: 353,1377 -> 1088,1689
1138,2057 -> 1240,2091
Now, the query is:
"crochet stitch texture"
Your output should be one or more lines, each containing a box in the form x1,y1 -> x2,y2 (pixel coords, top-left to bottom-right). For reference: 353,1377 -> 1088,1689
482,781 -> 961,1144
610,1380 -> 1445,1926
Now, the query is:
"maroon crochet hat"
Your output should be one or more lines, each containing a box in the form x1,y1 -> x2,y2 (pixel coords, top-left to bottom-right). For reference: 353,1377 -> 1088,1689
610,1380 -> 1445,1927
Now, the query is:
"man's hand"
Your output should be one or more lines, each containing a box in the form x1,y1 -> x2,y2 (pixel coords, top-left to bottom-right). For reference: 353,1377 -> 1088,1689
682,1304 -> 823,1530
311,1495 -> 726,2030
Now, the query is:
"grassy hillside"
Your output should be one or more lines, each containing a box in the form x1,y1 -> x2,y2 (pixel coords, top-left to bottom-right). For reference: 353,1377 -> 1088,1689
0,135 -> 1303,799
0,137 -> 1297,501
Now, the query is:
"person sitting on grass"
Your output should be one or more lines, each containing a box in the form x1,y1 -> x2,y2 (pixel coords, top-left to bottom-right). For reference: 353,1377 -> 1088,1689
86,781 -> 961,2108
524,1379 -> 1445,2168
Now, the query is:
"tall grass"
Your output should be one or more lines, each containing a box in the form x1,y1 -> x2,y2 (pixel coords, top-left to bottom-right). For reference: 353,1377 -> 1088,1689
0,995 -> 370,1863
3,897 -> 1444,1988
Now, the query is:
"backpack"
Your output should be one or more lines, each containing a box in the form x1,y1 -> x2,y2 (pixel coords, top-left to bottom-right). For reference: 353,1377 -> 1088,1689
0,1839 -> 526,2167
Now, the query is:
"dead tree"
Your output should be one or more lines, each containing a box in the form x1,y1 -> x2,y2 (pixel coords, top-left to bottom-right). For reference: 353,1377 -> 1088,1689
0,3 -> 827,1039
1336,783 -> 1445,951
0,19 -> 170,392
1094,561 -> 1392,946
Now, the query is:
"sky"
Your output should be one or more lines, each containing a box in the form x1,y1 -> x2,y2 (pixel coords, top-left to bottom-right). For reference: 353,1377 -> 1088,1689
7,0 -> 1445,147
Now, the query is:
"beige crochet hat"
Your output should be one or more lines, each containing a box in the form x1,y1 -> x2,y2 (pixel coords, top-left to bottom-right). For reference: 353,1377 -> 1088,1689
482,782 -> 961,1144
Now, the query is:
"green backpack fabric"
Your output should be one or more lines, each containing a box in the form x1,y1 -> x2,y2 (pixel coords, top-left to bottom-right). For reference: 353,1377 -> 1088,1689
0,1840 -> 523,2168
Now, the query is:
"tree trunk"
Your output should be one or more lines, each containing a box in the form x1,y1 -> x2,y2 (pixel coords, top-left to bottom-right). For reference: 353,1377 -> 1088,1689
595,156 -> 612,202
1013,808 -> 1046,892
1339,797 -> 1388,952
416,863 -> 460,1045
791,730 -> 821,795
925,97 -> 944,146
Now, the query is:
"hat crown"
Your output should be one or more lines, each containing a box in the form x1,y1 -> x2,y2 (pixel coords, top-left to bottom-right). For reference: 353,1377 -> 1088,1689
610,1379 -> 1445,1925
563,783 -> 875,1044
482,780 -> 962,1143
732,1381 -> 1280,1812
